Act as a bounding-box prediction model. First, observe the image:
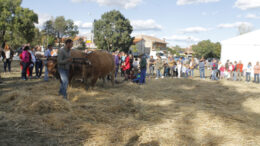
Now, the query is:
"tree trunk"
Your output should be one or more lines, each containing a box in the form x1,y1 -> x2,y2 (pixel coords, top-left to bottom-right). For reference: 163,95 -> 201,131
1,30 -> 6,48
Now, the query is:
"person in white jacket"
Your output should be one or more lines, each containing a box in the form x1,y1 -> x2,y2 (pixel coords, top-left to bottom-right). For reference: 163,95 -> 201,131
177,60 -> 182,78
245,62 -> 253,82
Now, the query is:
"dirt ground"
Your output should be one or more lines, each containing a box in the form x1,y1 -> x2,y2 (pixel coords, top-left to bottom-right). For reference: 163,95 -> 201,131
0,61 -> 260,146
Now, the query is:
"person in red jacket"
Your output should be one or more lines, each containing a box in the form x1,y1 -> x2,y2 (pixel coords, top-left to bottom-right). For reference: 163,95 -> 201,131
19,48 -> 31,77
122,53 -> 130,80
21,46 -> 31,80
236,61 -> 243,81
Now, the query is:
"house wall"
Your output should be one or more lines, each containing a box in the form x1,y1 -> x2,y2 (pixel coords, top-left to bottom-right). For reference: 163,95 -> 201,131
133,37 -> 167,55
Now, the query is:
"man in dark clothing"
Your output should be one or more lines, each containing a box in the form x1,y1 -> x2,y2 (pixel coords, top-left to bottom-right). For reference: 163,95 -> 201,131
139,54 -> 147,84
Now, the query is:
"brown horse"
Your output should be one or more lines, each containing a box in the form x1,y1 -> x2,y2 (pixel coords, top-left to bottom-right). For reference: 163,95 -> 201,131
47,50 -> 115,89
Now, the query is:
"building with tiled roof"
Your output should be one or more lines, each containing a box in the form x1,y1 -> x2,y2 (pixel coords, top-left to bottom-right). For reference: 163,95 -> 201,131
131,35 -> 167,55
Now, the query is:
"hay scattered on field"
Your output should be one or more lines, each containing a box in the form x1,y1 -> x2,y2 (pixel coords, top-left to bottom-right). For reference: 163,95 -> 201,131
1,62 -> 260,145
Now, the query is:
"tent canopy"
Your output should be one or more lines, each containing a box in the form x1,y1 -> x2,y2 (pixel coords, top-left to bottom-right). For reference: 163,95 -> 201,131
221,29 -> 260,66
221,29 -> 260,46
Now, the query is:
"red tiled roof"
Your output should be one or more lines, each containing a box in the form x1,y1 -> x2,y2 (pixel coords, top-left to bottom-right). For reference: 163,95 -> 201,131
133,38 -> 143,44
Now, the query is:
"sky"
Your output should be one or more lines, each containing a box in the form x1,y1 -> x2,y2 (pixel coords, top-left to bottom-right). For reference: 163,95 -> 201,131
22,0 -> 260,47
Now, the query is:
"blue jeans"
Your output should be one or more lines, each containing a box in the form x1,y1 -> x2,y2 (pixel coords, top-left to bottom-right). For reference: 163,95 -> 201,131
156,69 -> 161,78
4,59 -> 11,72
164,67 -> 170,77
149,66 -> 154,76
246,72 -> 251,82
254,74 -> 260,83
35,60 -> 43,77
184,71 -> 189,78
212,69 -> 218,80
199,68 -> 205,79
22,62 -> 30,80
233,71 -> 237,81
29,63 -> 34,77
189,69 -> 194,77
44,63 -> 49,81
59,68 -> 69,99
115,65 -> 119,78
140,68 -> 146,84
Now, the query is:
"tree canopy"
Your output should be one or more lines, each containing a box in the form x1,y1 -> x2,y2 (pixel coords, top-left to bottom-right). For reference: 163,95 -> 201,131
93,10 -> 133,52
43,16 -> 79,47
192,40 -> 221,59
0,0 -> 38,48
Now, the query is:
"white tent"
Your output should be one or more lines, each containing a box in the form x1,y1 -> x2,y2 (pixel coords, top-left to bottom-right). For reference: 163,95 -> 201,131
221,29 -> 260,66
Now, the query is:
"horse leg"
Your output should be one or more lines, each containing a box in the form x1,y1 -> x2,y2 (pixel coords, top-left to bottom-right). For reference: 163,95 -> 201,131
111,71 -> 115,87
91,77 -> 98,90
84,78 -> 89,90
102,77 -> 106,88
69,74 -> 73,88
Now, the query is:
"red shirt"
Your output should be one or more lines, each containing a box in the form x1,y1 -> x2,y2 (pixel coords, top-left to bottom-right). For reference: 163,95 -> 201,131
123,56 -> 130,71
220,66 -> 225,72
236,63 -> 243,72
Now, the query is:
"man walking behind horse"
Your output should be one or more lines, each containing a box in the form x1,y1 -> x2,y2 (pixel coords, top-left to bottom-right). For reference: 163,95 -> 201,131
57,39 -> 73,99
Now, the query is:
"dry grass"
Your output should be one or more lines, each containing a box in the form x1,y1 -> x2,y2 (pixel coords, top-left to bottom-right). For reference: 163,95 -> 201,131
0,61 -> 260,146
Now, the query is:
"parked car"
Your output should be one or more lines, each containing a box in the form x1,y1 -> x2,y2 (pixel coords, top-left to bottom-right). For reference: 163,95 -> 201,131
150,50 -> 167,61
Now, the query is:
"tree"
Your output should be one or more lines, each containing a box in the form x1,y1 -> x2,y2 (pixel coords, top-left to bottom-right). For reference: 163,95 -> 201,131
192,40 -> 221,59
43,16 -> 79,47
93,10 -> 133,52
15,8 -> 38,43
76,38 -> 86,50
31,28 -> 42,47
167,47 -> 177,55
0,0 -> 38,48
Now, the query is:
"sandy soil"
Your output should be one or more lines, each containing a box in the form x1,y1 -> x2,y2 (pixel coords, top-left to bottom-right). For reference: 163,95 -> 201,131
0,61 -> 260,146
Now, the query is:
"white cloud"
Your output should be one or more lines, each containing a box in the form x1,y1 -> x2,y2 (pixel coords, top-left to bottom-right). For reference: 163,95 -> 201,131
217,22 -> 253,29
245,13 -> 260,19
234,0 -> 260,10
35,13 -> 52,29
177,0 -> 219,5
131,19 -> 162,31
131,32 -> 156,37
79,31 -> 92,36
180,26 -> 209,33
201,11 -> 219,16
71,0 -> 142,9
75,21 -> 93,29
166,35 -> 200,42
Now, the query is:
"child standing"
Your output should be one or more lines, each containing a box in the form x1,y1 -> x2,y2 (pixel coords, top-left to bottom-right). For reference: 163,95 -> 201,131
219,65 -> 225,80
